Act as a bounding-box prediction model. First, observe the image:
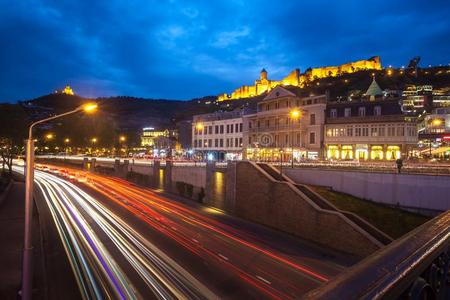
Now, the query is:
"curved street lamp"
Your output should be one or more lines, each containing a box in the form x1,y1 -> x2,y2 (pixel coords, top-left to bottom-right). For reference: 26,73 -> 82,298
22,102 -> 97,300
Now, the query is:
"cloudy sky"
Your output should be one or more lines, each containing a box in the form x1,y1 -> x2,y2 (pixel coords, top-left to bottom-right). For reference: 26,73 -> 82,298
0,0 -> 449,102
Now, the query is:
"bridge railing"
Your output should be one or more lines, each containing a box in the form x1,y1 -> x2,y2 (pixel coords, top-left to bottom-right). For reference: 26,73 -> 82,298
304,210 -> 450,300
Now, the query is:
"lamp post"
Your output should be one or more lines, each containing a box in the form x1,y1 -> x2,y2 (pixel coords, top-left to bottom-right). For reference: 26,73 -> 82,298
289,109 -> 301,168
119,135 -> 126,158
21,103 -> 97,300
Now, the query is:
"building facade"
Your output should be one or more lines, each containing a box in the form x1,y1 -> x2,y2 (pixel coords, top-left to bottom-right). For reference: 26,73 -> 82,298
243,86 -> 327,161
324,98 -> 417,160
192,110 -> 245,160
417,107 -> 450,158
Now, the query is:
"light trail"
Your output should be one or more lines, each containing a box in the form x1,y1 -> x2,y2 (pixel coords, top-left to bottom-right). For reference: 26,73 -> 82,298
35,164 -> 332,299
13,166 -> 215,300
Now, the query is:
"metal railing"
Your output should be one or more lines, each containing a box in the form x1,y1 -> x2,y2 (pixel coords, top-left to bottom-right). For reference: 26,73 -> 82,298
304,211 -> 450,300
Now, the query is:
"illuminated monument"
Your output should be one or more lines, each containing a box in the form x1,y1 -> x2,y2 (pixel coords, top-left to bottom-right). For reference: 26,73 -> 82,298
54,85 -> 75,95
217,56 -> 382,101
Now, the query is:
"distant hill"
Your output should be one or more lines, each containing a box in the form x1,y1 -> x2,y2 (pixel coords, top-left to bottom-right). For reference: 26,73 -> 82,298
6,65 -> 449,147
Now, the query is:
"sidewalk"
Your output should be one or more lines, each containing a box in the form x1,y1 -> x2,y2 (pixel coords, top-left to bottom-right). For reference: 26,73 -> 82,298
0,180 -> 44,300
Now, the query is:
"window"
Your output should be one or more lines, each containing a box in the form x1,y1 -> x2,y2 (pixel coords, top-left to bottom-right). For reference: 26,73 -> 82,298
362,126 -> 369,136
371,127 -> 378,137
358,107 -> 366,117
355,127 -> 361,137
230,124 -> 234,133
379,126 -> 385,136
266,119 -> 270,128
226,124 -> 229,134
346,126 -> 353,136
239,138 -> 242,146
209,126 -> 212,133
330,109 -> 337,118
235,138 -> 238,147
239,123 -> 243,132
297,133 -> 301,145
397,126 -> 405,136
215,125 -> 219,134
344,108 -> 351,117
220,125 -> 224,134
310,114 -> 316,125
388,126 -> 395,136
208,139 -> 212,147
219,139 -> 223,147
194,140 -> 197,147
214,139 -> 218,147
374,106 -> 381,116
226,139 -> 229,147
249,122 -> 252,129
230,138 -> 233,147
204,140 -> 208,147
235,123 -> 238,132
204,126 -> 208,135
310,132 -> 315,144
198,140 -> 202,148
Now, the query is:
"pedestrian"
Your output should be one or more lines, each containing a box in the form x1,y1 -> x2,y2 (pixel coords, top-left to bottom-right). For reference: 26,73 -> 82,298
396,158 -> 403,174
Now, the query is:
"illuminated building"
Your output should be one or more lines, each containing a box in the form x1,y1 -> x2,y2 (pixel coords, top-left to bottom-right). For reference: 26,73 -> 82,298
243,86 -> 327,161
324,79 -> 417,161
54,85 -> 75,95
141,127 -> 170,147
192,110 -> 245,160
218,56 -> 382,101
417,107 -> 450,158
401,85 -> 433,114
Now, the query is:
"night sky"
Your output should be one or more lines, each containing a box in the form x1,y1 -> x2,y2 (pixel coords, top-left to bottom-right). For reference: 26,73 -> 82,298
1,0 -> 449,102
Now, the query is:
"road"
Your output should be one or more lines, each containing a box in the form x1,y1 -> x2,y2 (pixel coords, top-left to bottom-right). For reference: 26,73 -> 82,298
16,164 -> 351,299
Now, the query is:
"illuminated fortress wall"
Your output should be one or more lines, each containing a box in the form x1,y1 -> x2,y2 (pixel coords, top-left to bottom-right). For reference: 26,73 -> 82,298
217,56 -> 382,101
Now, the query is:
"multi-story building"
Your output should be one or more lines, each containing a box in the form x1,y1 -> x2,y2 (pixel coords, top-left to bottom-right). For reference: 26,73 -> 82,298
141,127 -> 171,147
401,85 -> 450,114
243,86 -> 327,161
417,107 -> 450,158
325,79 -> 418,160
192,110 -> 245,160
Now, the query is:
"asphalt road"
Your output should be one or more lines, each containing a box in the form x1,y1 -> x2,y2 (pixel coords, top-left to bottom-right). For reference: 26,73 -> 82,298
16,164 -> 353,299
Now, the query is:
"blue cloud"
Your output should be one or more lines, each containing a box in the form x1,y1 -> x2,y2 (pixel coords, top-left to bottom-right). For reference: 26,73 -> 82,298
0,0 -> 449,102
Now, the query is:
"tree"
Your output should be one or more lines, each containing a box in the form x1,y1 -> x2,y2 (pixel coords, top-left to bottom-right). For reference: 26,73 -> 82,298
0,104 -> 28,176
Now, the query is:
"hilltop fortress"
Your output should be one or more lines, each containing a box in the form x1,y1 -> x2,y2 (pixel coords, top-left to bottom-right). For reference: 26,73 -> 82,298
217,56 -> 382,101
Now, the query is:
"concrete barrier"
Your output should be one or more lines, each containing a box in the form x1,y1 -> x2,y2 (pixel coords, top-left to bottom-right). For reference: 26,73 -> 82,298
230,161 -> 384,257
283,168 -> 450,214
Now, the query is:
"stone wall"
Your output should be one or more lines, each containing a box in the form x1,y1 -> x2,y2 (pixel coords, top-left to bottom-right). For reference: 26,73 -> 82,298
233,161 -> 383,257
283,168 -> 450,214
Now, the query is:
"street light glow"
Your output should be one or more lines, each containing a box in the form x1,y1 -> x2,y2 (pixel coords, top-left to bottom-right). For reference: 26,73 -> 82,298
290,109 -> 301,119
119,136 -> 126,142
64,138 -> 70,143
196,123 -> 204,130
83,103 -> 98,113
45,133 -> 54,140
91,137 -> 98,143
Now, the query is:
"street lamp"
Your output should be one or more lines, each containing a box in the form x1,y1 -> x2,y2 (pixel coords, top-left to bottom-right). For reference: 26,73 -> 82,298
289,109 -> 301,168
91,137 -> 98,155
64,138 -> 70,155
22,102 -> 97,300
119,135 -> 126,157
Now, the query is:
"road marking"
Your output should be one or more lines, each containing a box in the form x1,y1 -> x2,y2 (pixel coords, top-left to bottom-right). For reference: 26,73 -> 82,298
256,275 -> 271,285
217,253 -> 229,261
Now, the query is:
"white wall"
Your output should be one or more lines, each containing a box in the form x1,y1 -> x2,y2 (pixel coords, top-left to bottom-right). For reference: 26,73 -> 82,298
284,168 -> 450,213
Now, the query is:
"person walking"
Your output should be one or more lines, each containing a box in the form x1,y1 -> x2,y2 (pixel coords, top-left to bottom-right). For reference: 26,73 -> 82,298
396,158 -> 403,174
